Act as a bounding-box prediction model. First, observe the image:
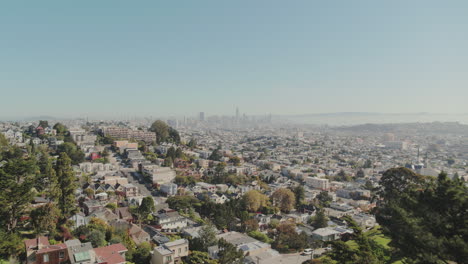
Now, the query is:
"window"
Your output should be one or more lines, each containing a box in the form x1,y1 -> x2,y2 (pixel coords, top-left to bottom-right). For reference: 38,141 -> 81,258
178,248 -> 181,253
43,254 -> 49,262
59,251 -> 65,259
185,247 -> 188,252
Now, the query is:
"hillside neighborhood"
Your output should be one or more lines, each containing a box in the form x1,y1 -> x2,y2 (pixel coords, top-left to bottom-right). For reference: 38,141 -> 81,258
1,118 -> 467,264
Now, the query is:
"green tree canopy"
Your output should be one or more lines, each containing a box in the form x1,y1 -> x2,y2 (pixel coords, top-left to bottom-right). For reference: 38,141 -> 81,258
57,142 -> 85,165
309,209 -> 328,229
186,250 -> 219,264
55,152 -> 78,219
217,238 -> 244,264
316,191 -> 333,208
0,146 -> 36,232
0,133 -> 8,147
243,190 -> 269,212
191,224 -> 218,252
272,222 -> 308,253
376,168 -> 468,263
271,188 -> 296,213
30,203 -> 59,235
293,185 -> 305,208
209,146 -> 223,161
38,120 -> 49,128
150,120 -> 176,143
53,122 -> 68,135
138,196 -> 155,223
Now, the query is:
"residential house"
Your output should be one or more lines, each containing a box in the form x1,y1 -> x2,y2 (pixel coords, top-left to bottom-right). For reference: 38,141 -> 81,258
160,183 -> 178,196
115,207 -> 133,222
25,237 -> 68,264
69,212 -> 89,229
311,227 -> 342,241
155,211 -> 188,231
93,243 -> 128,264
151,239 -> 189,264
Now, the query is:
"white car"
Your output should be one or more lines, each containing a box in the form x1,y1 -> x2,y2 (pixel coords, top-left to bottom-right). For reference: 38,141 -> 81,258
303,248 -> 313,255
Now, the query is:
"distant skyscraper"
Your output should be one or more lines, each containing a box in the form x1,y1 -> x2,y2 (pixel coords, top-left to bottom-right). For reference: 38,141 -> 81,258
199,112 -> 205,121
236,107 -> 240,120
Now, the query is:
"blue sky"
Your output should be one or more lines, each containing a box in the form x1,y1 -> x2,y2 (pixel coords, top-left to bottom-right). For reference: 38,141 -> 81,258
1,0 -> 467,119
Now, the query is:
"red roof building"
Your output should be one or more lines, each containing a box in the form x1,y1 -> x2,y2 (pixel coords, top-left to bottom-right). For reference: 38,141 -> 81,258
24,237 -> 69,264
94,243 -> 128,264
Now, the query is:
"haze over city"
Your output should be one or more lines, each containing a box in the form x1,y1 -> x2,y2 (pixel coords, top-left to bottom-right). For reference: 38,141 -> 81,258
0,2 -> 467,264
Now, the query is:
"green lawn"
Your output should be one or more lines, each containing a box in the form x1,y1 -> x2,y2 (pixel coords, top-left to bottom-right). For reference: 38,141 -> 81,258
344,226 -> 403,264
365,226 -> 391,248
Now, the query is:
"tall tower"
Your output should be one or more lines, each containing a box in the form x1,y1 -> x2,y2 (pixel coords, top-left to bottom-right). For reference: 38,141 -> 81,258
236,107 -> 240,120
199,112 -> 205,122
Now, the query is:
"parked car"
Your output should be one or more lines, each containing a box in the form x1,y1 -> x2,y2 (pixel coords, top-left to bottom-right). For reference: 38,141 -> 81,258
303,248 -> 313,255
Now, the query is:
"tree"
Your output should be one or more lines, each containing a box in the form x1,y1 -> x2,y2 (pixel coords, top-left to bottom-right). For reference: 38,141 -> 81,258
56,152 -> 77,219
38,120 -> 49,128
137,196 -> 155,224
243,190 -> 269,212
57,142 -> 84,165
293,185 -> 305,208
186,250 -> 219,264
376,168 -> 468,264
168,127 -> 181,144
150,120 -> 169,143
0,146 -> 36,232
337,169 -> 352,182
132,242 -> 152,264
174,175 -> 196,186
167,195 -> 200,211
272,222 -> 308,253
215,162 -> 226,175
0,231 -> 23,260
105,203 -> 117,210
30,203 -> 59,235
271,188 -> 296,213
53,123 -> 67,135
229,156 -> 241,166
356,169 -> 365,178
363,180 -> 374,191
309,209 -> 328,229
0,133 -> 8,147
163,157 -> 173,167
166,147 -> 176,160
248,231 -> 272,243
192,224 -> 218,251
175,147 -> 183,159
36,150 -> 59,200
363,159 -> 372,168
87,229 -> 106,247
244,219 -> 259,232
328,216 -> 387,264
218,238 -> 244,264
316,191 -> 333,207
209,146 -> 222,161
187,138 -> 197,149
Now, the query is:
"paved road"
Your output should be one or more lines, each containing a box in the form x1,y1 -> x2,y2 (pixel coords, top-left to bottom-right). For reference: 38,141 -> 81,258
121,169 -> 153,197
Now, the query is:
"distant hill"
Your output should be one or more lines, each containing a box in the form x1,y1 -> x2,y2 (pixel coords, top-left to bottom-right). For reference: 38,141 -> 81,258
332,122 -> 468,135
281,112 -> 468,126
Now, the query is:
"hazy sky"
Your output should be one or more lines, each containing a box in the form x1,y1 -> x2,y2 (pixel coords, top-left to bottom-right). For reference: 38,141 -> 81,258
1,0 -> 467,119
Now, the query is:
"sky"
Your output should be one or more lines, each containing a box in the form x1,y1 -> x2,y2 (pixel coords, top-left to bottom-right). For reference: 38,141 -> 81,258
1,0 -> 467,119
